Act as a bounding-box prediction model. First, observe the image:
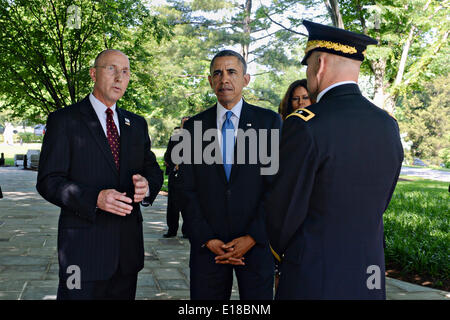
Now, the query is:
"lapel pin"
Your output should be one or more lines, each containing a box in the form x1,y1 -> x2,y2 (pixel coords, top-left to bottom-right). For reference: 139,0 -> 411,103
246,123 -> 252,127
125,118 -> 130,126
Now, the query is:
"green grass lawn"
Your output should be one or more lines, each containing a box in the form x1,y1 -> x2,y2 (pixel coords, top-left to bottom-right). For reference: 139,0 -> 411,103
403,165 -> 450,172
429,166 -> 450,172
384,176 -> 449,288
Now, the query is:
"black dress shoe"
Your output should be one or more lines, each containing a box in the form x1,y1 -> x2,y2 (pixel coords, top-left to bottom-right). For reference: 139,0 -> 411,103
163,232 -> 176,238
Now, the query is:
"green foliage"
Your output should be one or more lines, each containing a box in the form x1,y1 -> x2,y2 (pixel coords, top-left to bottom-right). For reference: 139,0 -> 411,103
4,158 -> 14,166
0,1 -> 316,143
249,66 -> 307,111
341,0 -> 449,100
138,3 -> 219,145
384,178 -> 450,280
143,0 -> 308,144
439,148 -> 450,169
165,0 -> 304,73
190,0 -> 232,11
1,0 -> 448,148
17,132 -> 43,143
0,0 -> 171,123
397,76 -> 450,166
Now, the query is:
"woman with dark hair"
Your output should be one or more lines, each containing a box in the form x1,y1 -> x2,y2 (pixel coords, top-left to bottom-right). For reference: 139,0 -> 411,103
278,79 -> 314,120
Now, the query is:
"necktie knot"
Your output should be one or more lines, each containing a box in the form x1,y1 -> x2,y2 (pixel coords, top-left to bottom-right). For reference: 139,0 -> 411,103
225,110 -> 233,121
105,108 -> 113,116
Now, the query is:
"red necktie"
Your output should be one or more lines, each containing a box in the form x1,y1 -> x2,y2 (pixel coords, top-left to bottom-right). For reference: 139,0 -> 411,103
106,108 -> 120,170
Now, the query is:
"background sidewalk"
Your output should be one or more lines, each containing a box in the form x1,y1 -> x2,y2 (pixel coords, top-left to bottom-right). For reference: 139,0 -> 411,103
0,166 -> 448,300
400,166 -> 450,182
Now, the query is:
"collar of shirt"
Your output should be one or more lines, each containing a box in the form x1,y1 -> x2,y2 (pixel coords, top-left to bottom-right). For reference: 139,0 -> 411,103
216,98 -> 243,130
316,81 -> 357,103
216,99 -> 243,150
89,93 -> 120,136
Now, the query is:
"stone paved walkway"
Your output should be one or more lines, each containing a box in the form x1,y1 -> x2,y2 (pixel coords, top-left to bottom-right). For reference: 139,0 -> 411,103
0,166 -> 448,300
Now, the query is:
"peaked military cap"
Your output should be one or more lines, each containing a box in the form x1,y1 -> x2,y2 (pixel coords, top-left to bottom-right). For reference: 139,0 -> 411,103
301,20 -> 378,65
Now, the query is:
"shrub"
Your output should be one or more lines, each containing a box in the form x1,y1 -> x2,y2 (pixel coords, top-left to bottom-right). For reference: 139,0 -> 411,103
16,132 -> 43,143
439,148 -> 450,168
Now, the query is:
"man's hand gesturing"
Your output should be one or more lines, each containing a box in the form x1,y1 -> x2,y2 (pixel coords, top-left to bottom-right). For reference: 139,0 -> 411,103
132,174 -> 149,203
97,189 -> 133,216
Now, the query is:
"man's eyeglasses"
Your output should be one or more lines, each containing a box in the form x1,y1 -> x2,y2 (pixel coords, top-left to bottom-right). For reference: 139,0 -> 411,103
95,65 -> 130,77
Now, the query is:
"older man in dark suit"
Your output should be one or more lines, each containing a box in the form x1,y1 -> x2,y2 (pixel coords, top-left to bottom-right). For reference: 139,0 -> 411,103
265,21 -> 404,299
37,49 -> 163,300
180,50 -> 281,300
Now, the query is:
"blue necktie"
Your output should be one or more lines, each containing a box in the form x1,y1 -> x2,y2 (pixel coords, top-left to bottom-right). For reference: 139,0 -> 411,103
222,111 -> 235,181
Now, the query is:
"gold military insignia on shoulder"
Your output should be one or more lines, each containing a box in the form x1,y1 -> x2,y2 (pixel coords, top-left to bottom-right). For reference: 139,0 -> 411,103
286,107 -> 315,121
386,111 -> 397,121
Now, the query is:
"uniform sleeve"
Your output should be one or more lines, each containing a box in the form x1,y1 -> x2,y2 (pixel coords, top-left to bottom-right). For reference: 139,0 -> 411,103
383,121 -> 404,212
264,117 -> 319,257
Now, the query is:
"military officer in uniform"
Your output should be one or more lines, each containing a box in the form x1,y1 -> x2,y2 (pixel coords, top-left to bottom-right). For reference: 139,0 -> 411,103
265,20 -> 404,299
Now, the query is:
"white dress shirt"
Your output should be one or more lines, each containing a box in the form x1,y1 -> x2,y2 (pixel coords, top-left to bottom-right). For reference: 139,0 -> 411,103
89,93 -> 120,137
89,93 -> 150,198
316,81 -> 357,103
216,98 -> 243,150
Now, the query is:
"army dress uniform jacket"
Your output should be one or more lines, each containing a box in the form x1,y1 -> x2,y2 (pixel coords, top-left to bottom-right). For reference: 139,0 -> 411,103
265,84 -> 404,299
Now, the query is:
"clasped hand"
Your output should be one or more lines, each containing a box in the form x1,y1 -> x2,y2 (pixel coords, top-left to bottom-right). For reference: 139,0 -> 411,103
206,235 -> 256,266
96,174 -> 148,216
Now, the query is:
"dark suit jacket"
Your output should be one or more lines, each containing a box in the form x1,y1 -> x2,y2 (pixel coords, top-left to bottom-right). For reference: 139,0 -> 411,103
265,84 -> 404,299
180,100 -> 281,271
164,127 -> 181,176
36,95 -> 163,282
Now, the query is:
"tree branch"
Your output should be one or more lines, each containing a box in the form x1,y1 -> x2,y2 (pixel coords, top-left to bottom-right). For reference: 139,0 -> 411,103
259,7 -> 307,36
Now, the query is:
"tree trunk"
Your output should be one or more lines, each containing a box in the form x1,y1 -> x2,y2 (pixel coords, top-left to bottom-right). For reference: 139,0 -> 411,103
323,0 -> 344,28
394,26 -> 415,87
241,0 -> 252,63
371,58 -> 394,113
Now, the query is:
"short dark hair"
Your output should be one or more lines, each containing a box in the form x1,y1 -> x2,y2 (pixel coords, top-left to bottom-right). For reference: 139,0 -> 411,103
210,50 -> 247,75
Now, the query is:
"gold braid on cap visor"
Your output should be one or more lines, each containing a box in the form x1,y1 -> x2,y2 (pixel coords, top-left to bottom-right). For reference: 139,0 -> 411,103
305,40 -> 358,55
